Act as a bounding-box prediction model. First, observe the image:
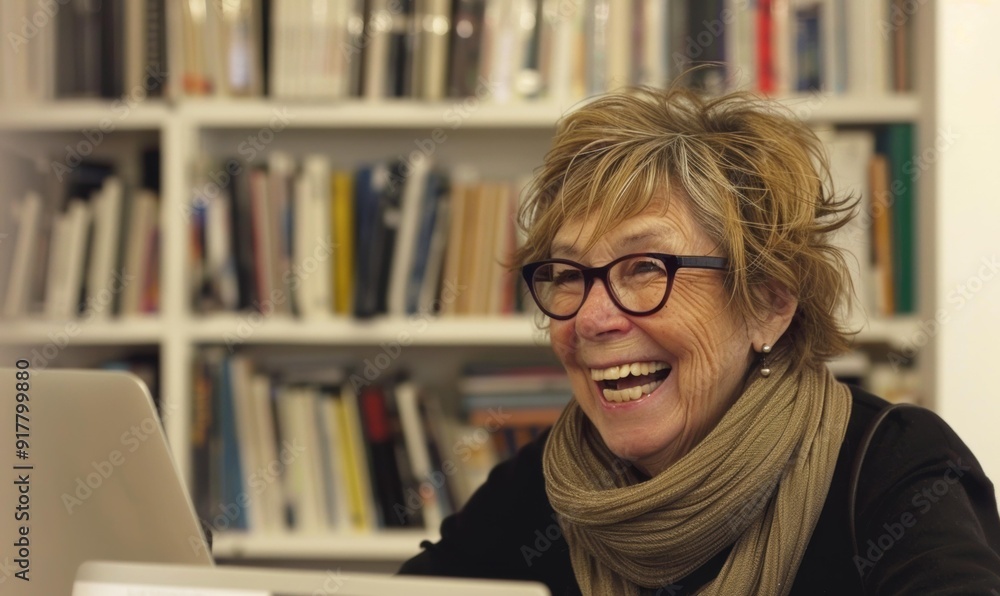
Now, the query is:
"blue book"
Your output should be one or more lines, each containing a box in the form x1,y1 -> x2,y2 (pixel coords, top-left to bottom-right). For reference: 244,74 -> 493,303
406,171 -> 446,314
217,358 -> 247,530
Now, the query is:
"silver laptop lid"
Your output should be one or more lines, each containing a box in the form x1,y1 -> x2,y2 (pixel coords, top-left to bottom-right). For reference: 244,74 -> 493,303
74,560 -> 552,595
0,367 -> 213,595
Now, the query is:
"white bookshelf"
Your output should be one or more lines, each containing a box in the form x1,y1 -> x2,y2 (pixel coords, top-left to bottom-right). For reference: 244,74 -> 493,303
0,90 -> 936,563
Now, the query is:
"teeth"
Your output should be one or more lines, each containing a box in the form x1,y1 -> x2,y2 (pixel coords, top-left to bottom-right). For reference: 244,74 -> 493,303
590,361 -> 668,381
601,380 -> 664,403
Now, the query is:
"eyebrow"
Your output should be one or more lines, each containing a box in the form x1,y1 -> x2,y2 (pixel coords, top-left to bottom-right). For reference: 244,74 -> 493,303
551,228 -> 675,259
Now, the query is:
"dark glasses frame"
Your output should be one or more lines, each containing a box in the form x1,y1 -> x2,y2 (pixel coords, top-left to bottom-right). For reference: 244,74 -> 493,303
521,252 -> 729,320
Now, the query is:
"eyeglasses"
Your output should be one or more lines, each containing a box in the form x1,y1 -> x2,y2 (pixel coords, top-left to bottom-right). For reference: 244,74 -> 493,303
521,252 -> 728,320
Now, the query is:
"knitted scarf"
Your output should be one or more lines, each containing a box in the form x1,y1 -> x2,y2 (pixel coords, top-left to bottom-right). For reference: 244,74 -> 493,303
542,352 -> 851,595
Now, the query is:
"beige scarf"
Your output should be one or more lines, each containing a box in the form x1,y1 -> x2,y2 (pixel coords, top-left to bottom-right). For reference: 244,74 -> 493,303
543,351 -> 851,595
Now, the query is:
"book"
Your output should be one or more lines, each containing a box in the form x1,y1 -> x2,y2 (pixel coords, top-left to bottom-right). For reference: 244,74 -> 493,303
85,177 -> 124,321
877,124 -> 916,314
121,190 -> 159,316
448,0 -> 487,97
228,356 -> 265,531
820,129 -> 876,328
44,199 -> 91,320
868,154 -> 895,316
249,373 -> 285,533
216,355 -> 248,530
293,156 -> 334,318
394,381 -> 445,531
2,192 -> 42,318
332,171 -> 356,315
357,384 -> 408,527
338,383 -> 378,531
316,390 -> 353,529
388,158 -> 431,316
409,170 -> 447,314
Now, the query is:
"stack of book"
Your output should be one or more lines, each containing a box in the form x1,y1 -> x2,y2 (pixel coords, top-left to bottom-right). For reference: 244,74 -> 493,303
459,363 -> 572,462
0,0 -> 167,103
190,154 -> 526,319
172,0 -> 913,102
191,349 -> 515,535
1,153 -> 161,321
819,123 -> 917,320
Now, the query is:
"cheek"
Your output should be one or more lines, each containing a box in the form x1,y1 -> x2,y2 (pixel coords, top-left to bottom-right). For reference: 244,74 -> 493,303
653,284 -> 747,377
548,320 -> 577,364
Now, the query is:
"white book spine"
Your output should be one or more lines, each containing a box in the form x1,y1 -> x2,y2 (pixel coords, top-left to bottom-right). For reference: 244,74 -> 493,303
292,172 -> 317,318
395,383 -> 444,532
229,357 -> 266,532
250,374 -> 285,533
121,191 -> 157,316
297,388 -> 329,532
3,192 -> 42,318
86,178 -> 122,321
388,159 -> 431,316
304,156 -> 333,317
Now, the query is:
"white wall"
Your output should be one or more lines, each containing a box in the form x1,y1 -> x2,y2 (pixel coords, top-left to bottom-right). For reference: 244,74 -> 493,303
933,0 -> 1000,481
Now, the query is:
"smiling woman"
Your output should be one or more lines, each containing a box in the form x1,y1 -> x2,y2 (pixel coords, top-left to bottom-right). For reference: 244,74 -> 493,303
398,86 -> 1000,595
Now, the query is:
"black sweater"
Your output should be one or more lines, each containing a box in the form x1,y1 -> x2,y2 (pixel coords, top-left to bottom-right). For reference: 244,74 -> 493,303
399,387 -> 1000,594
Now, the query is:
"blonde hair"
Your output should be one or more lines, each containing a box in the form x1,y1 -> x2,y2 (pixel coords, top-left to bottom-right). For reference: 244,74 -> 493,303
515,85 -> 858,370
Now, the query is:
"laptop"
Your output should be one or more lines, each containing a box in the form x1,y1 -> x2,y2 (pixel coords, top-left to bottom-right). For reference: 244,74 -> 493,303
0,367 -> 213,595
74,560 -> 551,595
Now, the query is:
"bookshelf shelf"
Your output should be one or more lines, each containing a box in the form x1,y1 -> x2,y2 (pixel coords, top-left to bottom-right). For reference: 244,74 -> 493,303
0,317 -> 166,345
212,531 -> 433,561
182,314 -> 916,349
772,93 -> 921,123
855,316 -> 922,348
178,94 -> 920,130
0,102 -> 171,131
185,315 -> 548,346
179,100 -> 568,129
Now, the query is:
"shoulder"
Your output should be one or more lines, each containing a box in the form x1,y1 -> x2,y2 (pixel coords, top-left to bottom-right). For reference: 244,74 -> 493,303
794,385 -> 1000,594
842,385 -> 1000,593
844,385 -> 991,497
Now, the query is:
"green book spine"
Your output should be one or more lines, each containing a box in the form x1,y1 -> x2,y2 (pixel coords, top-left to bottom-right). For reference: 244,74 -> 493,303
889,124 -> 916,314
877,124 -> 916,315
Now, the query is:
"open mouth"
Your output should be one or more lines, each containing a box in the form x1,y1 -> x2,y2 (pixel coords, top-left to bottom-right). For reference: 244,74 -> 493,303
591,361 -> 672,403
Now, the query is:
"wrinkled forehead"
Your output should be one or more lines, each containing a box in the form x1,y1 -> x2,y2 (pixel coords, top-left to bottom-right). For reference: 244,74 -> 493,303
549,196 -> 699,261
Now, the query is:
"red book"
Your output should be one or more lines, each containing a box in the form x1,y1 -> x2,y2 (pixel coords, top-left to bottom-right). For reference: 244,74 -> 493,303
757,0 -> 775,94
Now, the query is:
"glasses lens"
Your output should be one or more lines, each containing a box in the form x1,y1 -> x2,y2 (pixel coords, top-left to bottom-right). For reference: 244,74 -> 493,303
609,256 -> 670,314
531,262 -> 586,317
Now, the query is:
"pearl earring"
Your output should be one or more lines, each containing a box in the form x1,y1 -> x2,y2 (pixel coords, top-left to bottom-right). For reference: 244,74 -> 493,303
760,344 -> 772,378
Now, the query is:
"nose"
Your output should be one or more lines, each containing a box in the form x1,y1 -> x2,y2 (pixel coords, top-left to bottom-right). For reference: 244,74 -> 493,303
574,279 -> 632,339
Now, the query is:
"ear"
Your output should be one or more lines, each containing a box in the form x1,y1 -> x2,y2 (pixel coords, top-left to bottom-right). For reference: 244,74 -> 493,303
752,283 -> 798,350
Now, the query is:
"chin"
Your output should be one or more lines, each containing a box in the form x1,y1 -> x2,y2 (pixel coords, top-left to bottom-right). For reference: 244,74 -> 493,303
597,424 -> 680,472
